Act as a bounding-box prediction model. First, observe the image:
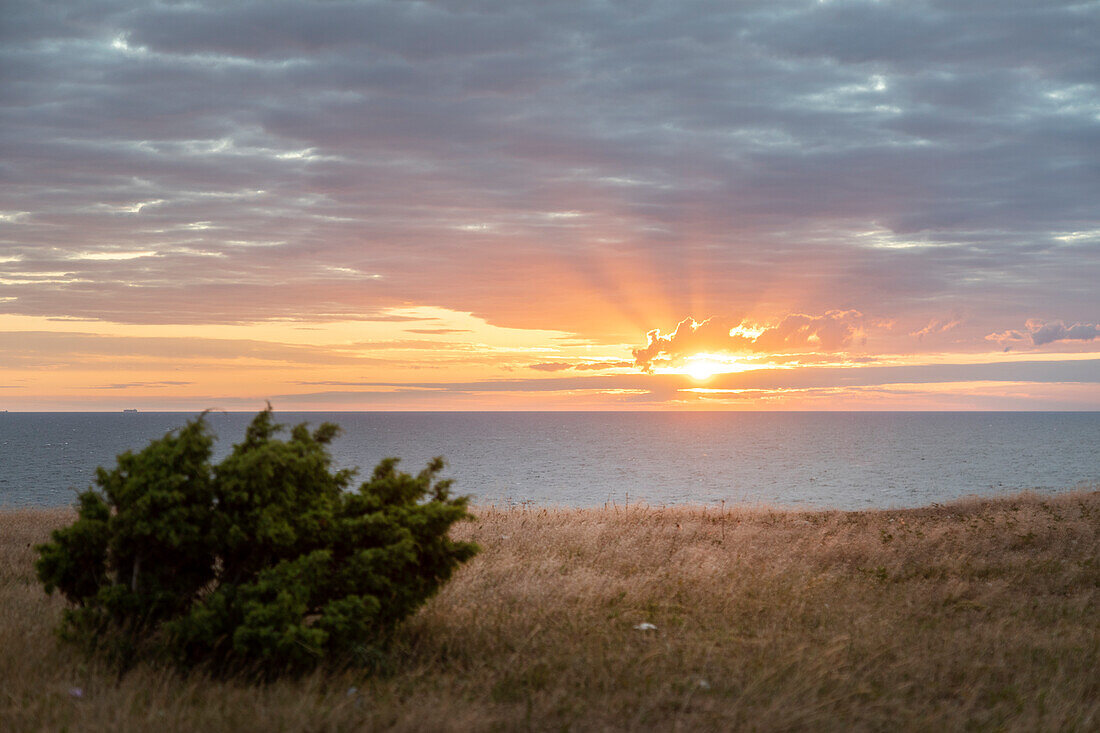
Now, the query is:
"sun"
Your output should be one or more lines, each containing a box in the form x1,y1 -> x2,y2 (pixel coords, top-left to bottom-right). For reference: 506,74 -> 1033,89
684,357 -> 725,381
652,352 -> 755,380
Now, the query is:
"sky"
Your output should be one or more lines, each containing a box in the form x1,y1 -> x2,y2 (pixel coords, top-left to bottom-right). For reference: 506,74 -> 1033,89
1,0 -> 1098,411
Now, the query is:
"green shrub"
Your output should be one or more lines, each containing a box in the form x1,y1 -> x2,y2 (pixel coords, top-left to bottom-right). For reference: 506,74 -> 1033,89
36,407 -> 478,675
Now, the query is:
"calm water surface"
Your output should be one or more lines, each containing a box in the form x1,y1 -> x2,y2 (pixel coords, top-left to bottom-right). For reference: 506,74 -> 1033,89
1,412 -> 1097,509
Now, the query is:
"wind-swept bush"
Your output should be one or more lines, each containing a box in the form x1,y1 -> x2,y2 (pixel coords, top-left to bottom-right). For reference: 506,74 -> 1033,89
36,407 -> 477,675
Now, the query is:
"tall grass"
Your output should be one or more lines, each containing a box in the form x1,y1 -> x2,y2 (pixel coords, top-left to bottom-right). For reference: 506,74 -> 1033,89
2,491 -> 1097,731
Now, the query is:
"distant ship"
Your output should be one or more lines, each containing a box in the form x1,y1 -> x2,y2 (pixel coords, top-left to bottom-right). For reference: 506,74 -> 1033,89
122,408 -> 138,413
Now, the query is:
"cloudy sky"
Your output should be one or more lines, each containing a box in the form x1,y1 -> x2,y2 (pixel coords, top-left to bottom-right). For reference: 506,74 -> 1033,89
1,0 -> 1098,410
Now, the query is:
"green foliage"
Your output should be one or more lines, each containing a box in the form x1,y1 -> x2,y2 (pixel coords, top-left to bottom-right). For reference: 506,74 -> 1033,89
36,407 -> 478,675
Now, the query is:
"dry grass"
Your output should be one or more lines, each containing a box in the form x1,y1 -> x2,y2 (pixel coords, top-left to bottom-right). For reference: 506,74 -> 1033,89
2,491 -> 1098,732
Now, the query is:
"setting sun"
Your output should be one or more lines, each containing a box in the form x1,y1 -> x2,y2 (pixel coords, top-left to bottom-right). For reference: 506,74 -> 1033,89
684,356 -> 725,381
651,353 -> 754,382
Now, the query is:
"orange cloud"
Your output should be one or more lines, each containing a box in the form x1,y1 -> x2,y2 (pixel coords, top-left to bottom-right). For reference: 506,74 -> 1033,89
909,317 -> 962,340
633,310 -> 868,372
530,360 -> 634,373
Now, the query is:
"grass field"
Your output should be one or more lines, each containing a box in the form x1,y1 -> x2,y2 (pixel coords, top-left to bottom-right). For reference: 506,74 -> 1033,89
2,491 -> 1098,731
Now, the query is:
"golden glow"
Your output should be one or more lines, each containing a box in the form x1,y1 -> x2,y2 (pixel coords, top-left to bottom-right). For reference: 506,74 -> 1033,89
655,353 -> 755,381
2,301 -> 1099,410
728,324 -> 765,339
684,357 -> 724,381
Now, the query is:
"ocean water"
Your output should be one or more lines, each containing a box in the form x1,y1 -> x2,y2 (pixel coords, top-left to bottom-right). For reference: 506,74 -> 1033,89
0,411 -> 1097,510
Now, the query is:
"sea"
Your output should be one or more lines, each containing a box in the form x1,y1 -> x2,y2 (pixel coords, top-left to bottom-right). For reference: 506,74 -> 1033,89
1,412 -> 1097,510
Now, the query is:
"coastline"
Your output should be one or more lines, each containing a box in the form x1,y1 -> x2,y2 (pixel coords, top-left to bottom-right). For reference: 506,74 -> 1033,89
2,491 -> 1098,730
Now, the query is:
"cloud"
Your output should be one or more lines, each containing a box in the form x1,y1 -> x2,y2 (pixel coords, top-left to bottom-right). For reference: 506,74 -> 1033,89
633,311 -> 867,371
573,360 -> 634,371
405,328 -> 472,335
276,358 -> 1100,397
1029,320 -> 1100,346
529,360 -> 634,372
0,0 -> 1096,346
753,311 -> 868,352
96,381 -> 194,390
910,318 -> 962,340
530,362 -> 571,372
0,331 -> 378,368
987,319 -> 1100,349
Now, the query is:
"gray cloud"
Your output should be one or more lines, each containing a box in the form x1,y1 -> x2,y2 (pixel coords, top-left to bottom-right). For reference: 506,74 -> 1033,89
0,0 -> 1097,343
1030,321 -> 1100,346
987,319 -> 1100,349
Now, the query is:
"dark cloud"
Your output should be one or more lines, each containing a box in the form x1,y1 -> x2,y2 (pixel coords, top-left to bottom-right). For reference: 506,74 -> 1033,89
987,319 -> 1100,349
1030,321 -> 1100,346
0,0 -> 1096,344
